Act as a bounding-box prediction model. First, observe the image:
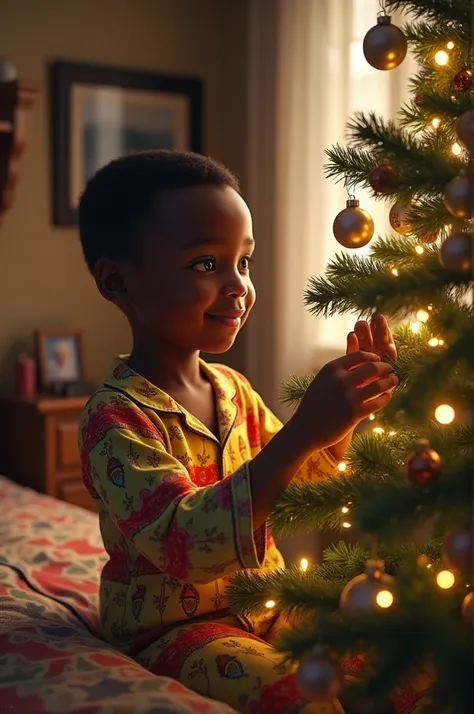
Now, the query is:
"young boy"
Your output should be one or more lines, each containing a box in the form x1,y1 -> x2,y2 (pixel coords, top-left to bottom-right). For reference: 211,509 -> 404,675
78,150 -> 398,714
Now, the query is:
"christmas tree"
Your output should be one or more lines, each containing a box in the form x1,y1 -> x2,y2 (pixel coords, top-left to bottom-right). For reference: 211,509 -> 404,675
228,1 -> 473,712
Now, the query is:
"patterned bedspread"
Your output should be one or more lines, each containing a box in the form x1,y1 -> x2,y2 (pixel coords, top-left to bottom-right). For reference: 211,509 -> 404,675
0,476 -> 236,713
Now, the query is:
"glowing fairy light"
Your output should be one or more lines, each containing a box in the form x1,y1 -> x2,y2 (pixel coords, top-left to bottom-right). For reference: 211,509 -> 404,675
337,461 -> 347,472
415,245 -> 424,255
452,142 -> 462,156
416,309 -> 430,323
446,41 -> 455,50
410,321 -> 421,334
435,404 -> 455,424
373,427 -> 385,435
376,590 -> 394,608
437,571 -> 455,589
341,506 -> 350,514
265,599 -> 276,609
431,117 -> 441,129
389,430 -> 397,436
342,521 -> 352,529
369,414 -> 375,421
391,268 -> 399,276
300,558 -> 309,573
434,50 -> 449,65
428,338 -> 440,347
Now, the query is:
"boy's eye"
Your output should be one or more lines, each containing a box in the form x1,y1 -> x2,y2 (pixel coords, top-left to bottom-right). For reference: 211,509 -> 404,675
192,258 -> 216,272
240,256 -> 253,270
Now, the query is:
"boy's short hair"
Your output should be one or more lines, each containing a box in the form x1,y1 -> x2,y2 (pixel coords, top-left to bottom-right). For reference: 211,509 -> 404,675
78,150 -> 240,274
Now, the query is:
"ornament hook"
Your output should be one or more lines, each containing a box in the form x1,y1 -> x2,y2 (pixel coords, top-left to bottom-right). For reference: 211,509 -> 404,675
377,0 -> 388,17
344,178 -> 357,201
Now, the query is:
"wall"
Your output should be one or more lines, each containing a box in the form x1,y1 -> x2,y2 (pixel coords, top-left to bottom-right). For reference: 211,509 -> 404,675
0,0 -> 249,392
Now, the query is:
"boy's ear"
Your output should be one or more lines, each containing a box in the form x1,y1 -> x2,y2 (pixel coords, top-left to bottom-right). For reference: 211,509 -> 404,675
93,258 -> 128,304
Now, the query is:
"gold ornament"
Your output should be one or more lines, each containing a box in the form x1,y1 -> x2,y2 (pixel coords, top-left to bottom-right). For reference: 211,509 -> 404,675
340,559 -> 397,616
295,645 -> 343,702
444,173 -> 474,218
443,528 -> 473,574
461,591 -> 473,625
333,199 -> 374,248
455,109 -> 474,153
439,232 -> 473,273
389,199 -> 412,235
363,15 -> 407,71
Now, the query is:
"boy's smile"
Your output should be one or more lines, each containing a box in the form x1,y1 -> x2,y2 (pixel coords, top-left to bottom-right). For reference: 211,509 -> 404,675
120,185 -> 256,354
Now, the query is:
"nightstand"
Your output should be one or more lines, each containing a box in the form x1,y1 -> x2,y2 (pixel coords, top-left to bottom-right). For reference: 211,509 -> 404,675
0,395 -> 95,511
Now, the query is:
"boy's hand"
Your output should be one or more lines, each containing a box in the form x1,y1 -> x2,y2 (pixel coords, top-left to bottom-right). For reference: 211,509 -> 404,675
347,314 -> 397,360
292,350 -> 398,452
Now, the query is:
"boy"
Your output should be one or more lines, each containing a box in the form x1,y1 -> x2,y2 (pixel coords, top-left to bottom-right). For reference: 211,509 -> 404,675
78,150 -> 397,714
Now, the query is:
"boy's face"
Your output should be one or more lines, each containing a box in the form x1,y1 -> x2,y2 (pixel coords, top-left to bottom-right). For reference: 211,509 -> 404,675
121,185 -> 256,354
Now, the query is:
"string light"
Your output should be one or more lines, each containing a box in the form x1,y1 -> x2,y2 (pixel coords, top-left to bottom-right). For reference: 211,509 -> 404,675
265,599 -> 276,609
435,404 -> 455,424
337,461 -> 347,472
428,338 -> 440,347
341,506 -> 350,514
438,339 -> 445,346
434,50 -> 449,65
342,521 -> 352,529
376,590 -> 394,608
410,321 -> 421,333
415,245 -> 424,255
369,414 -> 375,421
431,117 -> 441,129
300,557 -> 309,573
373,427 -> 385,435
391,268 -> 399,276
437,570 -> 455,589
446,41 -> 455,50
389,430 -> 397,436
416,309 -> 430,323
452,142 -> 462,156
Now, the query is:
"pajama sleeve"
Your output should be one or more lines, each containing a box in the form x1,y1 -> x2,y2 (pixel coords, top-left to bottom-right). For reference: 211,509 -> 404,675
253,390 -> 339,483
80,398 -> 266,585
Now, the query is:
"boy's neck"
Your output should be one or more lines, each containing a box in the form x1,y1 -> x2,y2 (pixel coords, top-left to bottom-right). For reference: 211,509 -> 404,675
127,338 -> 204,392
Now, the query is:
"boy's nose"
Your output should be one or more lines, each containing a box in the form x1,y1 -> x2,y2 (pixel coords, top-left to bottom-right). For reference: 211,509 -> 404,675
223,275 -> 248,298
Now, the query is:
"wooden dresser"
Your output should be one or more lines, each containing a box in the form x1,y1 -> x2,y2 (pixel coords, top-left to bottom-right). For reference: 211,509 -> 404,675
0,395 -> 95,512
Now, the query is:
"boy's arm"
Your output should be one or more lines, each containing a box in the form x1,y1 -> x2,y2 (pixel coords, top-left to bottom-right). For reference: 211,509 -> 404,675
80,396 -> 267,586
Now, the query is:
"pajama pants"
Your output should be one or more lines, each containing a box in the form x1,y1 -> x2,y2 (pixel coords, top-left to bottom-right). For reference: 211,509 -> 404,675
133,615 -> 432,714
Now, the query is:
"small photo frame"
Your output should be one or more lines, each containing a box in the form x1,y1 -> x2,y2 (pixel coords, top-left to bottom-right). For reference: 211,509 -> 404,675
36,330 -> 84,392
50,60 -> 203,226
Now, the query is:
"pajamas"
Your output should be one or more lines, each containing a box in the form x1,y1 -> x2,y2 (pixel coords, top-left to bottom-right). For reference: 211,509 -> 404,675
79,357 -> 339,712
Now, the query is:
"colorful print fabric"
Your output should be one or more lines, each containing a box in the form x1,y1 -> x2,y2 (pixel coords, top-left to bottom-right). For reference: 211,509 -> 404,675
0,477 -> 237,713
78,358 -> 339,652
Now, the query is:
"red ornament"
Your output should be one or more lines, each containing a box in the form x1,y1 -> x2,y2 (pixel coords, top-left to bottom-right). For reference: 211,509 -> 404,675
368,163 -> 395,194
453,67 -> 474,92
406,439 -> 442,485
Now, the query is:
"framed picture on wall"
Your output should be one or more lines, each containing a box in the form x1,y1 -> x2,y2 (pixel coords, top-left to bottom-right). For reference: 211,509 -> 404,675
50,61 -> 203,226
35,329 -> 84,392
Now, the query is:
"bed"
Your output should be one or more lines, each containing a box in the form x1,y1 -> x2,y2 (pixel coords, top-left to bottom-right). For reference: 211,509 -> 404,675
0,476 -> 237,713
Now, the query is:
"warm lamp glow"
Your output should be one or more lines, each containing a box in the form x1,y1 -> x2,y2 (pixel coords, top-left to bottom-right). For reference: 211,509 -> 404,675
437,571 -> 455,589
435,404 -> 455,424
376,590 -> 394,608
435,50 -> 449,65
265,599 -> 276,609
452,142 -> 462,156
300,558 -> 309,573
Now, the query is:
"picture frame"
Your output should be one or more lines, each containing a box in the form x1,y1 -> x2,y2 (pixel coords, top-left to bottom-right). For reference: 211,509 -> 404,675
50,61 -> 203,226
35,329 -> 85,392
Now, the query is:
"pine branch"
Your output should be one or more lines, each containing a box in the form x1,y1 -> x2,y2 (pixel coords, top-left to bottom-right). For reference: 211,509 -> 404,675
399,95 -> 472,132
402,19 -> 470,61
279,374 -> 313,408
384,0 -> 469,24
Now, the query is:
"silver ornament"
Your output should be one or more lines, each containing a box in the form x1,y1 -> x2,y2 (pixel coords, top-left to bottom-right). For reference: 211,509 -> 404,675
444,174 -> 474,219
333,198 -> 374,248
363,15 -> 407,71
456,109 -> 474,153
389,199 -> 412,235
443,528 -> 473,574
295,645 -> 343,702
439,233 -> 473,273
340,559 -> 396,616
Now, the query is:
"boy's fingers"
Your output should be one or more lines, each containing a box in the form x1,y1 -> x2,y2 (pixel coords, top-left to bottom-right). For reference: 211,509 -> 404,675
346,331 -> 359,354
354,320 -> 373,350
340,350 -> 380,370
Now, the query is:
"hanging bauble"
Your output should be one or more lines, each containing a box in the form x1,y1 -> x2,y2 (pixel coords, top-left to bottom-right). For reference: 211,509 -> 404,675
443,528 -> 473,574
419,231 -> 438,244
363,15 -> 407,71
455,109 -> 474,153
295,645 -> 344,702
461,591 -> 473,625
453,67 -> 474,92
389,199 -> 412,235
405,439 -> 441,485
340,559 -> 396,616
333,198 -> 374,248
368,163 -> 396,194
444,173 -> 474,219
439,232 -> 473,273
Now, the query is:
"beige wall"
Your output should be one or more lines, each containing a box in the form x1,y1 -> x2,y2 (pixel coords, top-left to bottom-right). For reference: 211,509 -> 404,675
0,0 -> 249,392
